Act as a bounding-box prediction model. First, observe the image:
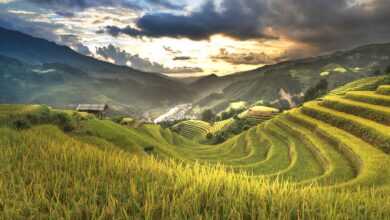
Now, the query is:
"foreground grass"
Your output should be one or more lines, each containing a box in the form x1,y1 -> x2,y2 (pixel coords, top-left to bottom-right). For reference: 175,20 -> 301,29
0,126 -> 389,219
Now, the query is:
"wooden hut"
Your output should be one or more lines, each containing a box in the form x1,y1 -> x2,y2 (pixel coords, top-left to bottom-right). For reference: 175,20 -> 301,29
76,104 -> 108,119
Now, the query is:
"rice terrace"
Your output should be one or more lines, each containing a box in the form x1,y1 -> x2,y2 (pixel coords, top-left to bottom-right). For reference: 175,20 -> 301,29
1,0 -> 390,219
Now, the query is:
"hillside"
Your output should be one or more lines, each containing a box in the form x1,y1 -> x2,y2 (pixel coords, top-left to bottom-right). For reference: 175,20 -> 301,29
2,26 -> 390,118
0,27 -> 193,114
190,43 -> 390,112
0,77 -> 389,218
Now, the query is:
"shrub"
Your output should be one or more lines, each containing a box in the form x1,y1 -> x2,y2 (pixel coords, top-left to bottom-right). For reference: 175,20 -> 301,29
111,116 -> 125,124
50,112 -> 76,132
304,79 -> 329,102
371,69 -> 382,76
201,109 -> 216,123
206,133 -> 213,139
144,146 -> 155,154
220,108 -> 246,120
213,132 -> 228,144
12,118 -> 31,130
385,65 -> 390,74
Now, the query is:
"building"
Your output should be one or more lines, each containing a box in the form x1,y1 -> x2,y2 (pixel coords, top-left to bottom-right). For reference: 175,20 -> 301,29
76,104 -> 108,119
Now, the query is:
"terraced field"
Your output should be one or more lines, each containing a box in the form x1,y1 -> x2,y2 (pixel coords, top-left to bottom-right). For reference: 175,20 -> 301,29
239,106 -> 280,124
173,105 -> 279,141
1,80 -> 390,218
122,84 -> 390,188
4,84 -> 388,187
173,119 -> 234,139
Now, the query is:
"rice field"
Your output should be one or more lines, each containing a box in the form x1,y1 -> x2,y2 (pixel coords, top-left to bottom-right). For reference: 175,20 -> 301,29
0,79 -> 390,219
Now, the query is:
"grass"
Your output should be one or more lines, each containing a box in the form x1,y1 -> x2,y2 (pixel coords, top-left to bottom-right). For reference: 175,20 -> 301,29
322,96 -> 390,125
173,120 -> 211,140
268,119 -> 324,182
1,125 -> 389,219
286,109 -> 390,187
1,77 -> 390,218
328,76 -> 385,95
173,119 -> 234,141
239,106 -> 279,124
283,113 -> 357,186
346,91 -> 390,106
377,85 -> 390,95
302,102 -> 390,153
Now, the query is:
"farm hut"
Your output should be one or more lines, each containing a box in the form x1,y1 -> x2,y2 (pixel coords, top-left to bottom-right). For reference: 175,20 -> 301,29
76,104 -> 108,119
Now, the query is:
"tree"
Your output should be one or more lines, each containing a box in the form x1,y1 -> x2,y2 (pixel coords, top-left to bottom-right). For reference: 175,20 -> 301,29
201,109 -> 216,123
144,146 -> 154,154
372,69 -> 382,76
385,65 -> 390,74
303,79 -> 328,102
206,133 -> 213,140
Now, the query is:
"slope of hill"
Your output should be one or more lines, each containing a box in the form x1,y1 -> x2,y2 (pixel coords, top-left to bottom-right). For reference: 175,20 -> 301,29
2,26 -> 390,118
0,76 -> 390,218
190,43 -> 390,112
1,125 -> 388,219
0,54 -> 192,114
0,27 -> 193,114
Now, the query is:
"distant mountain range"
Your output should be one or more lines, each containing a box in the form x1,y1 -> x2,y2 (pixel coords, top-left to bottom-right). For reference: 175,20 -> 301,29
1,26 -> 389,117
0,27 -> 193,115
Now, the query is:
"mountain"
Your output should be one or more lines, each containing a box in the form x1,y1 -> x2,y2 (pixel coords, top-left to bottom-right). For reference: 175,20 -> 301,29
1,26 -> 390,117
0,27 -> 193,115
190,43 -> 390,112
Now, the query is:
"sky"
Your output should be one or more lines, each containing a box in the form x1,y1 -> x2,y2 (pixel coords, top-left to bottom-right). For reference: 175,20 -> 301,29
1,0 -> 390,77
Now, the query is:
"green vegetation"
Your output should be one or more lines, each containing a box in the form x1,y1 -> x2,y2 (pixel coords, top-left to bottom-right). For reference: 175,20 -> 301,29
303,78 -> 328,102
200,109 -> 216,123
1,76 -> 390,218
377,85 -> 390,95
1,126 -> 389,219
0,104 -> 80,131
172,119 -> 234,141
328,76 -> 385,96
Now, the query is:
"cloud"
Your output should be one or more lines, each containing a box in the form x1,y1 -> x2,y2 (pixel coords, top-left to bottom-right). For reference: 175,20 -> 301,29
60,34 -> 91,55
102,0 -> 390,58
212,48 -> 274,65
5,0 -> 390,64
164,66 -> 203,74
0,10 -> 60,41
55,11 -> 75,17
265,0 -> 390,52
163,46 -> 180,55
173,56 -> 191,61
103,0 -> 270,40
26,0 -> 182,10
96,44 -> 203,73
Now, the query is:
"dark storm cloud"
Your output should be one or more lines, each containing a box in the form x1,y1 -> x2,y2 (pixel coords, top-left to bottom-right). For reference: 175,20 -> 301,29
173,56 -> 191,61
96,44 -> 203,73
266,0 -> 390,51
146,0 -> 182,10
102,0 -> 390,57
103,0 -> 270,40
27,0 -> 181,10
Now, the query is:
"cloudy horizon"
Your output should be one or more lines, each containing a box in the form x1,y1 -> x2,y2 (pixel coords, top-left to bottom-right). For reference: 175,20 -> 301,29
1,0 -> 390,77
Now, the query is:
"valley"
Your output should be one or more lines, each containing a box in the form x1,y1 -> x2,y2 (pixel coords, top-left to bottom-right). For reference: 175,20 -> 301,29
0,75 -> 389,219
1,27 -> 390,118
0,21 -> 390,219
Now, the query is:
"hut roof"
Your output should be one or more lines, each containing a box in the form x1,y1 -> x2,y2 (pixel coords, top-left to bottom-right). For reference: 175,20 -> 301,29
76,104 -> 108,112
